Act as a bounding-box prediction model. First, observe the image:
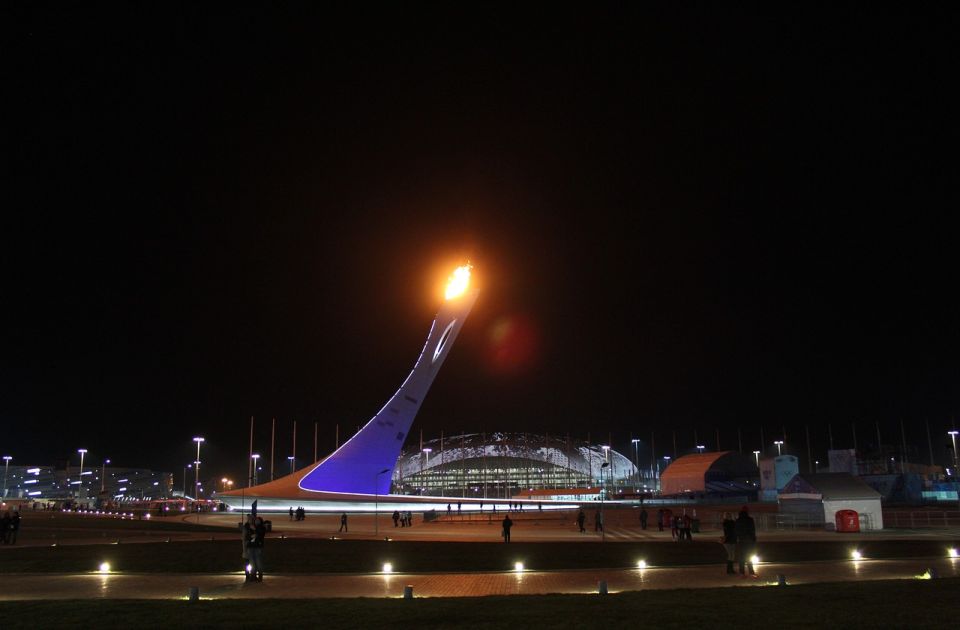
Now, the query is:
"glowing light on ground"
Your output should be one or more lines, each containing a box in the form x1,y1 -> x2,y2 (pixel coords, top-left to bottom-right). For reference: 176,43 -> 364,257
98,562 -> 110,573
948,548 -> 958,558
514,562 -> 524,572
382,563 -> 393,573
750,555 -> 760,565
637,560 -> 647,569
851,550 -> 862,561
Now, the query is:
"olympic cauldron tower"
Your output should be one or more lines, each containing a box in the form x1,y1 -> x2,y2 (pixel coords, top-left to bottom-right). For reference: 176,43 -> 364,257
221,265 -> 479,512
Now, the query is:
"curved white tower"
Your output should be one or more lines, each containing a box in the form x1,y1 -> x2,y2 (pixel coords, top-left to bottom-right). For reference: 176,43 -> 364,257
297,265 -> 478,495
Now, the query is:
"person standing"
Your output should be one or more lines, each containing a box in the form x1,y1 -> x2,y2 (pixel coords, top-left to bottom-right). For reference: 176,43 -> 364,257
594,509 -> 601,532
657,508 -> 664,532
241,514 -> 255,581
289,507 -> 294,521
735,507 -> 757,577
0,511 -> 10,545
639,508 -> 648,530
721,512 -> 738,575
502,514 -> 513,543
681,511 -> 693,541
577,509 -> 586,533
9,510 -> 20,545
248,517 -> 266,582
392,510 -> 400,527
447,503 -> 452,517
339,512 -> 348,532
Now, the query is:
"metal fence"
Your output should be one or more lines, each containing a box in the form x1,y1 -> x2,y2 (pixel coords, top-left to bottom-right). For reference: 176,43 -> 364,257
882,511 -> 960,528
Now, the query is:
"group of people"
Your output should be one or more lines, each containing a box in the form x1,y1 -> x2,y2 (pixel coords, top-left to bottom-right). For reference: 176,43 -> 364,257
241,514 -> 267,582
288,506 -> 307,521
670,511 -> 695,541
392,510 -> 415,527
722,508 -> 758,576
1,510 -> 21,545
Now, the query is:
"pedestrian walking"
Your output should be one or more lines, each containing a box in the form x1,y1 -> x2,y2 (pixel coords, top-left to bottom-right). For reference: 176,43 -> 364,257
339,512 -> 348,532
392,510 -> 400,527
577,509 -> 586,533
657,508 -> 664,532
721,512 -> 738,575
640,508 -> 648,530
406,511 -> 413,527
681,511 -> 693,541
594,509 -> 601,532
447,503 -> 452,516
289,507 -> 294,521
735,507 -> 757,577
502,514 -> 513,542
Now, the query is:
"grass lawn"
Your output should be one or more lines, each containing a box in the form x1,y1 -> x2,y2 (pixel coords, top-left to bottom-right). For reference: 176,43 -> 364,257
1,538 -> 957,574
0,578 -> 955,628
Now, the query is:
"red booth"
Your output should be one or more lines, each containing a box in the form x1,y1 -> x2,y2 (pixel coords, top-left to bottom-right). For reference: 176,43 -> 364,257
835,509 -> 860,533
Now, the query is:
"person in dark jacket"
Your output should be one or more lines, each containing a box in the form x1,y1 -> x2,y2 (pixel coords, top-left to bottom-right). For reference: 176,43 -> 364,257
577,509 -> 586,533
657,508 -> 664,532
339,512 -> 348,532
721,512 -> 738,574
248,517 -> 267,582
502,514 -> 513,543
734,507 -> 757,576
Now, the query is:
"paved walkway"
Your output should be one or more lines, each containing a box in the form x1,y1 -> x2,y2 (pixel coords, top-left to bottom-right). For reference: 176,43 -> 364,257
2,558 -> 956,600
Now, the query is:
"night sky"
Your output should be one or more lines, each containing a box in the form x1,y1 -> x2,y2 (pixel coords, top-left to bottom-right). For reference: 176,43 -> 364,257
4,4 -> 959,481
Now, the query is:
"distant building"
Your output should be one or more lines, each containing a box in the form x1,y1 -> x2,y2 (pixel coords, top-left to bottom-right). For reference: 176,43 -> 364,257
659,451 -> 758,496
759,455 -> 799,501
394,433 -> 645,499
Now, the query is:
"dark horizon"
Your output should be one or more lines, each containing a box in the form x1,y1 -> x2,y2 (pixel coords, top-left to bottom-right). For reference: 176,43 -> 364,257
4,5 -> 959,482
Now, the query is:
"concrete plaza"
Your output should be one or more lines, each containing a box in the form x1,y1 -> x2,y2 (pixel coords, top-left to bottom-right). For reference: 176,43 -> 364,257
1,557 -> 956,601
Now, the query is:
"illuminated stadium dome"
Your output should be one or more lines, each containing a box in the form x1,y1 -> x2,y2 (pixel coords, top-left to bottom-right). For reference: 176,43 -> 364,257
393,433 -> 641,498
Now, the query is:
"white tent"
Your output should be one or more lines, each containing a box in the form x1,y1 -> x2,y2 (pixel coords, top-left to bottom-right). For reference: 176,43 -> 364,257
778,473 -> 883,530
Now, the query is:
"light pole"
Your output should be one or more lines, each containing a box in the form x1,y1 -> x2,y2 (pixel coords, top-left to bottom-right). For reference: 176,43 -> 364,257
631,439 -> 640,486
100,458 -> 110,493
192,437 -> 205,501
774,440 -> 784,456
183,464 -> 191,497
375,467 -> 390,537
251,454 -> 260,486
753,450 -> 761,466
288,455 -> 295,475
77,449 -> 87,500
696,444 -> 706,454
949,431 -> 959,470
421,448 -> 432,494
2,456 -> 11,497
600,462 -> 610,542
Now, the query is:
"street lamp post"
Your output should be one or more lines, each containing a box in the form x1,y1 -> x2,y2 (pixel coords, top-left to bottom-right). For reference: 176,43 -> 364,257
753,450 -> 761,466
77,449 -> 87,501
631,439 -> 640,487
375,467 -> 390,537
288,456 -> 295,475
100,458 -> 110,493
183,464 -> 191,497
2,456 -> 11,497
600,461 -> 610,542
949,431 -> 959,470
192,437 -> 205,499
421,448 -> 432,494
251,454 -> 260,486
774,440 -> 784,456
1,455 -> 11,497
